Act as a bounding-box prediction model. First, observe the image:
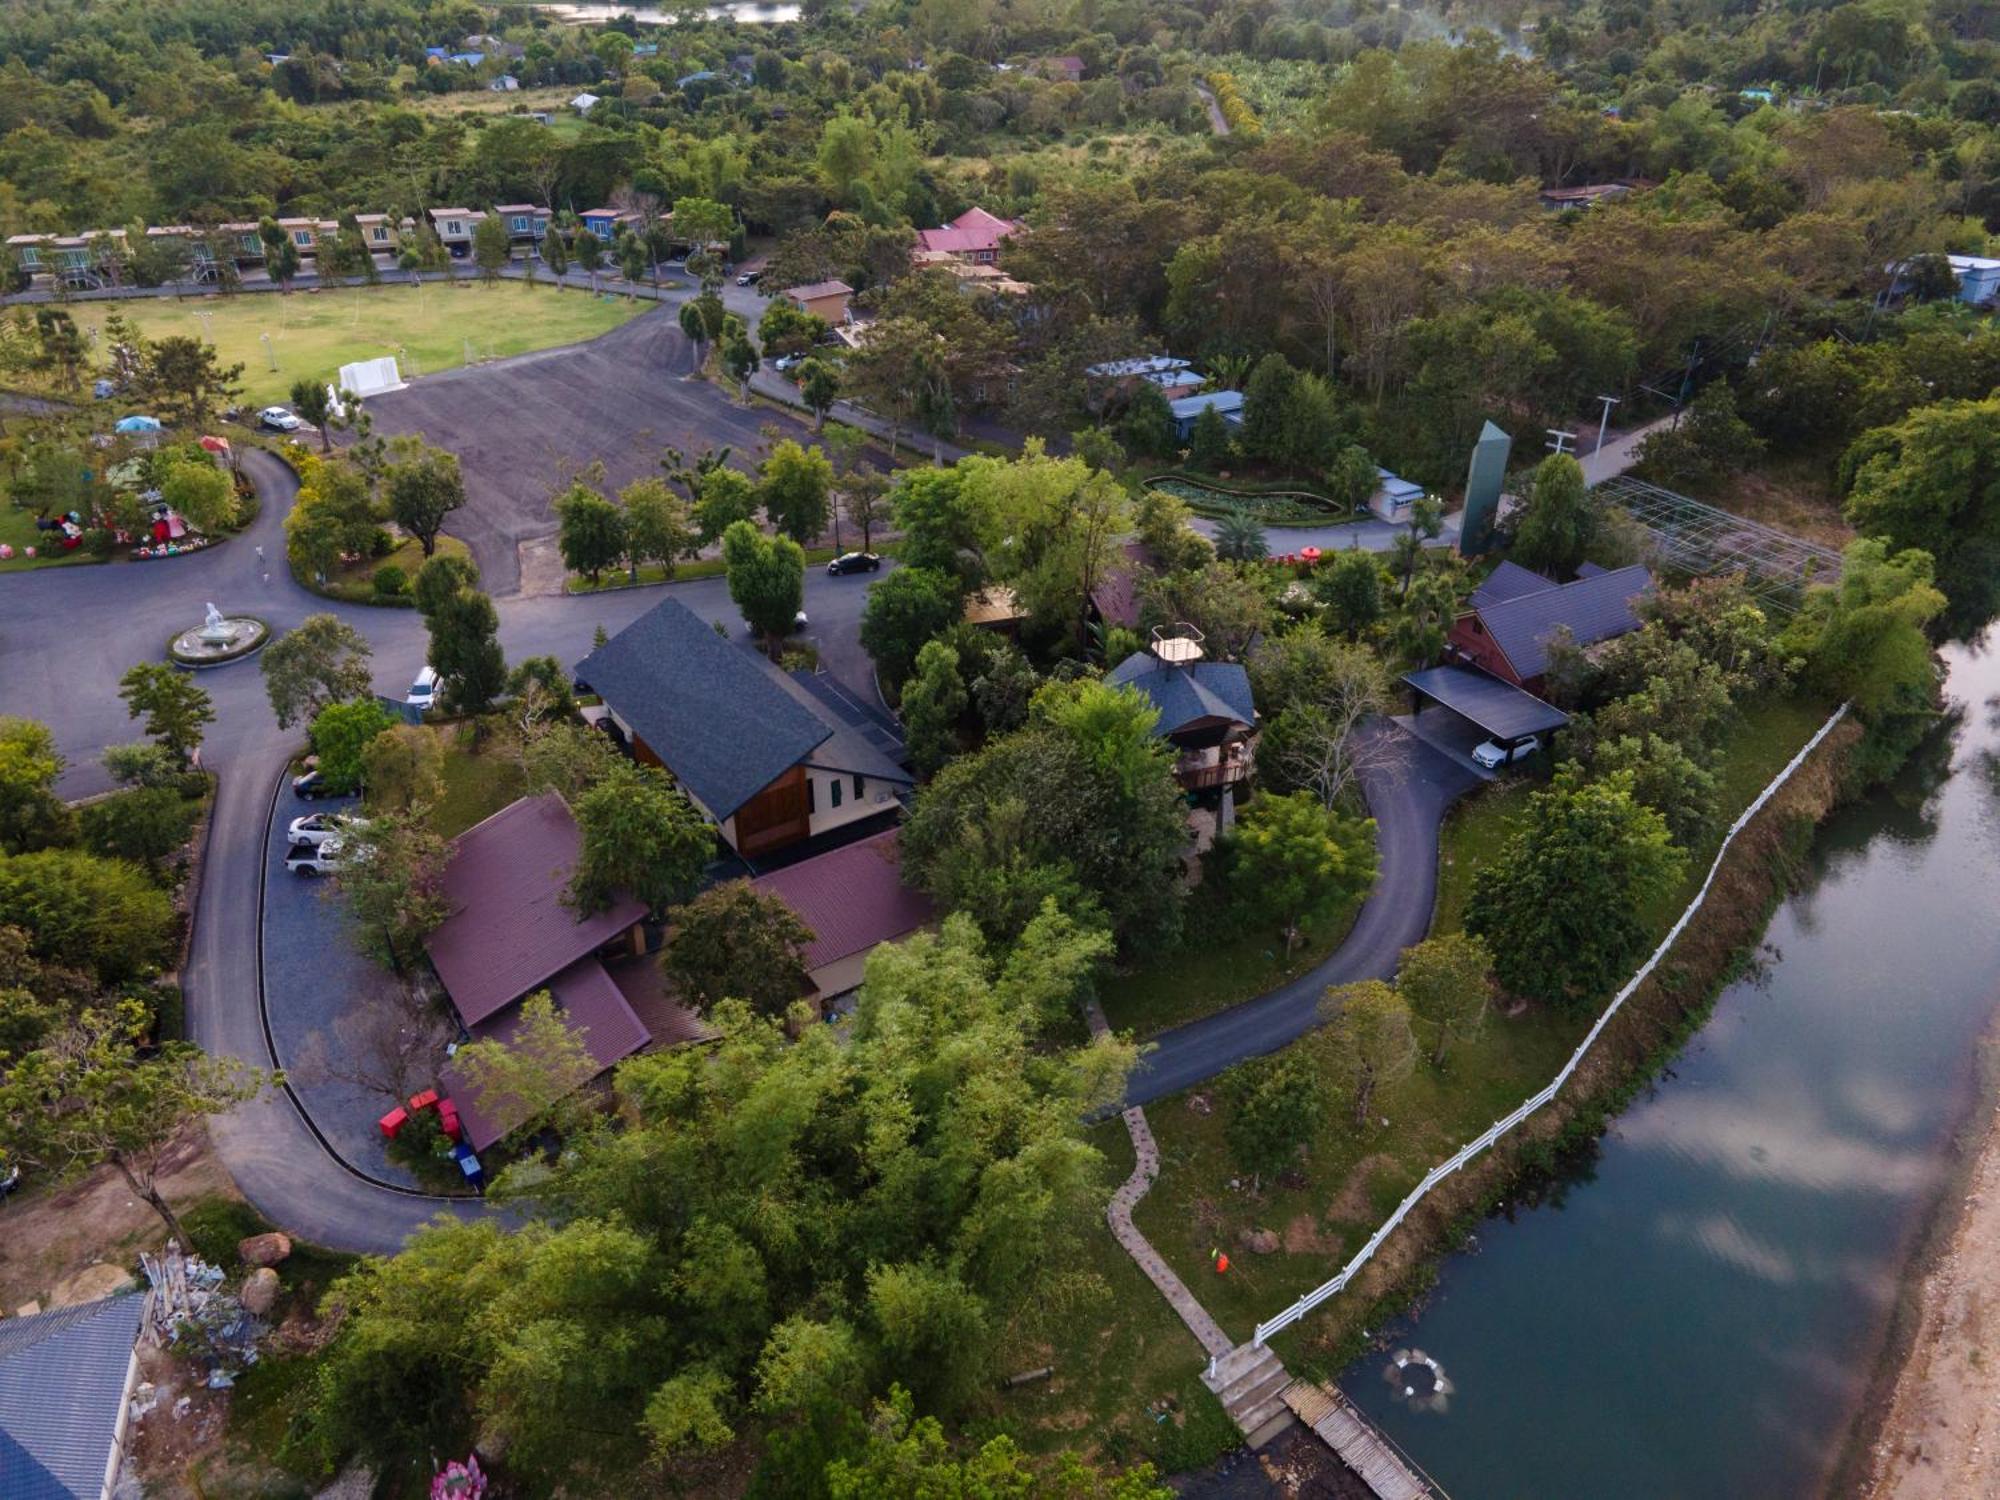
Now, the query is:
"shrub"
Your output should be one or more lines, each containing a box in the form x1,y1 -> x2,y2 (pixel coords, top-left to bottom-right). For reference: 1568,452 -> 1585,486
372,563 -> 407,599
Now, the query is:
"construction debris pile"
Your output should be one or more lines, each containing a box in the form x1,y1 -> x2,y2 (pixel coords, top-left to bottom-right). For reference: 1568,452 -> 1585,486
138,1240 -> 266,1388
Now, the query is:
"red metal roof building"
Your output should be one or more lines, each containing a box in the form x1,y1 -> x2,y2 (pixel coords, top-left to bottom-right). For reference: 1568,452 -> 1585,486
750,829 -> 936,1001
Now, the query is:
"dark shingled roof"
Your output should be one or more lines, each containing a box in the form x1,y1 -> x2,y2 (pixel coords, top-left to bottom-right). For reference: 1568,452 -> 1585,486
1404,665 -> 1570,741
1472,564 -> 1651,681
424,793 -> 646,1027
1105,651 -> 1257,736
1470,560 -> 1556,609
576,599 -> 834,821
1088,540 -> 1151,630
751,829 -> 936,973
0,1293 -> 142,1500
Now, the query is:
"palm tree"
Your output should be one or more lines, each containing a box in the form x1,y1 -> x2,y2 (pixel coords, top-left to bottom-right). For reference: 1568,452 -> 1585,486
1214,506 -> 1268,563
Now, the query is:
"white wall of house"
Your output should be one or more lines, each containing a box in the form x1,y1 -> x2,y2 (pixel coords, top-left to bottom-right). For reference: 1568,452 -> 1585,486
805,767 -> 895,840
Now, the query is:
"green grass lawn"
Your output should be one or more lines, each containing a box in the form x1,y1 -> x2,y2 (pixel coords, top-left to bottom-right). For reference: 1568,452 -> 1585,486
68,280 -> 648,408
0,504 -> 103,572
428,728 -> 528,839
306,533 -> 471,606
1100,888 -> 1361,1038
1120,691 -> 1838,1353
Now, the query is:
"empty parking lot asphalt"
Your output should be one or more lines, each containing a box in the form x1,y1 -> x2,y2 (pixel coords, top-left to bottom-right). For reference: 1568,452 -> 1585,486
362,308 -> 876,594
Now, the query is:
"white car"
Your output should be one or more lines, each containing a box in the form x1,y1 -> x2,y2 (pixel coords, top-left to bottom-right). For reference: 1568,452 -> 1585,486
285,838 -> 345,876
1471,736 -> 1541,770
406,665 -> 440,712
288,812 -> 367,848
259,405 -> 304,432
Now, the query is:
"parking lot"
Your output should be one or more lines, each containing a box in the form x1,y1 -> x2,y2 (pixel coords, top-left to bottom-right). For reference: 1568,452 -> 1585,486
363,308 -> 878,594
260,780 -> 434,1187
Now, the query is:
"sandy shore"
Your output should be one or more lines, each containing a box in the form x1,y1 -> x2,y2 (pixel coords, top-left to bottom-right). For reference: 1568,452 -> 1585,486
1863,1089 -> 2000,1500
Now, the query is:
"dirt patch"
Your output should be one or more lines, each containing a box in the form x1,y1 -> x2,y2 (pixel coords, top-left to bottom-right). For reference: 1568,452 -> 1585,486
515,533 -> 570,597
1709,465 -> 1854,551
1319,1154 -> 1397,1234
0,1128 -> 236,1310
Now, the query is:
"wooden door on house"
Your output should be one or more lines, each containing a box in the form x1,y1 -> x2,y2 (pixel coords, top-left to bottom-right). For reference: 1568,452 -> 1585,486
735,766 -> 810,855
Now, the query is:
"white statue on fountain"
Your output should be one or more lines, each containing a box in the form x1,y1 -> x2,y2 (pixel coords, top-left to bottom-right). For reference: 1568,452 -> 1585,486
199,602 -> 233,644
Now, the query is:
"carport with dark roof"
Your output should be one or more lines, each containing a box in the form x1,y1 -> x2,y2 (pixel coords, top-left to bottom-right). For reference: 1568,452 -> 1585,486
1402,665 -> 1569,744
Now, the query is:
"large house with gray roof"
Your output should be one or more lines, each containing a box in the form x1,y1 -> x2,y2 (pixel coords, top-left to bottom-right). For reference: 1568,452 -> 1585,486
576,599 -> 912,859
1105,628 -> 1259,803
0,1293 -> 144,1499
1448,561 -> 1652,692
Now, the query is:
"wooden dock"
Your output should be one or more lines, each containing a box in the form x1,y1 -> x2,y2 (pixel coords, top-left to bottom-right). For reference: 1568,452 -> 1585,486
1283,1381 -> 1446,1500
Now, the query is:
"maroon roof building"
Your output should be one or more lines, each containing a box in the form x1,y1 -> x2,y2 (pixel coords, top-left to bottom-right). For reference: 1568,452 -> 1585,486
428,794 -> 660,1149
751,829 -> 936,1002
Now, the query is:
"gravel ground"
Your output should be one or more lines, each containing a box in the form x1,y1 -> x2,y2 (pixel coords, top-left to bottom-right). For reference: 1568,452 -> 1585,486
361,308 -> 881,594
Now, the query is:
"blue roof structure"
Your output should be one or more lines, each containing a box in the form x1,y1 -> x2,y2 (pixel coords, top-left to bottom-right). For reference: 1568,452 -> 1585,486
1472,564 -> 1651,680
1106,651 -> 1256,737
0,1294 -> 142,1500
1404,665 -> 1569,741
1469,560 -> 1556,609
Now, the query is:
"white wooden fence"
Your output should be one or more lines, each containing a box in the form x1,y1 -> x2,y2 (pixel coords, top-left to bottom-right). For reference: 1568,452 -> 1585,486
1252,702 -> 1851,1347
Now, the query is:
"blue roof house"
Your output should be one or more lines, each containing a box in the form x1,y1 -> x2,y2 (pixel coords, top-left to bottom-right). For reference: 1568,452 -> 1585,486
0,1293 -> 145,1500
1105,628 -> 1258,805
1169,389 -> 1244,441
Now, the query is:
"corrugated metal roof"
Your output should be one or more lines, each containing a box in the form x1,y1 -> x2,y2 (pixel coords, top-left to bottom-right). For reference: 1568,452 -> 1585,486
1472,564 -> 1651,680
751,830 -> 935,972
1403,665 -> 1569,740
0,1293 -> 142,1500
1470,560 -> 1556,609
423,794 -> 645,1026
575,599 -> 832,821
1168,390 -> 1245,419
444,955 -> 651,1150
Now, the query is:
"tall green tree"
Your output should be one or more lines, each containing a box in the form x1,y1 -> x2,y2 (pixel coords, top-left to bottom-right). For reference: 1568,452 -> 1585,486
1225,1049 -> 1327,1187
0,717 -> 73,854
621,477 -> 695,579
569,762 -> 713,915
1317,979 -> 1418,1126
473,214 -> 510,282
1397,932 -> 1492,1065
721,520 -> 805,648
307,697 -> 397,793
759,439 -> 834,545
860,566 -> 963,691
450,990 -> 600,1143
1842,396 -> 2000,621
1511,453 -> 1593,580
261,614 -> 373,730
334,811 -> 451,971
117,663 -> 213,766
693,465 -> 760,548
1465,766 -> 1685,1007
555,481 -> 628,584
290,377 -> 335,452
901,640 -> 967,776
662,881 -> 814,1018
1229,791 -> 1378,953
385,439 -> 466,558
0,1001 -> 265,1243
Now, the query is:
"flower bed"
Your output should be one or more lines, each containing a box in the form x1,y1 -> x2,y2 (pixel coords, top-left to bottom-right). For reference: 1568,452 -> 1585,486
1148,474 -> 1360,526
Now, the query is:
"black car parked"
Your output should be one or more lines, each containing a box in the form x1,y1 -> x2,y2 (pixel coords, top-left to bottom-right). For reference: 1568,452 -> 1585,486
826,552 -> 882,576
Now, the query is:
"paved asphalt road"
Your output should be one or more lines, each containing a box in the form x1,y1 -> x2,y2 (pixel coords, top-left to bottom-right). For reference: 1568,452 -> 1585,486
1124,724 -> 1483,1105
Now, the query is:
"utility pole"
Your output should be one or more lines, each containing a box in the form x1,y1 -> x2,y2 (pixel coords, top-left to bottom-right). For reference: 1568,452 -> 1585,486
1593,394 -> 1620,457
1545,428 -> 1576,456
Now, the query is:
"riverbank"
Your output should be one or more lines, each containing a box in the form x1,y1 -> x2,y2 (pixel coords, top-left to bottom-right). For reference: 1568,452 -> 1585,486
1859,1019 -> 2000,1500
1275,712 -> 1865,1374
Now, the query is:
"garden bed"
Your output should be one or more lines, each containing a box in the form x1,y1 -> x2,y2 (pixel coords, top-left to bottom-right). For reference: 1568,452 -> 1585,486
303,533 -> 471,606
1148,473 -> 1362,526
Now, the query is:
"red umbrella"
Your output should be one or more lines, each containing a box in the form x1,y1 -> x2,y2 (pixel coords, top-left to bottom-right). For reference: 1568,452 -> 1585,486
1299,546 -> 1323,564
199,434 -> 231,456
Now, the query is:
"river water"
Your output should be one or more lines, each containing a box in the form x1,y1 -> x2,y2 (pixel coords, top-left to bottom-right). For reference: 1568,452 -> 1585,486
1342,634 -> 2000,1499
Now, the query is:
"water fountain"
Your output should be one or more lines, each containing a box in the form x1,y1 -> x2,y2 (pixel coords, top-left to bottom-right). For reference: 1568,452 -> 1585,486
169,602 -> 269,666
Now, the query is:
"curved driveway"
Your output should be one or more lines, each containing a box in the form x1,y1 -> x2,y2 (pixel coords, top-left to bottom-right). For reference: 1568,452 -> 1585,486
3,407 -> 1479,1253
1126,726 -> 1482,1105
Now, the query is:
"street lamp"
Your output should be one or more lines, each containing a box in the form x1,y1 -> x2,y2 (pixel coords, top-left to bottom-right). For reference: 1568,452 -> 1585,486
1594,394 -> 1620,456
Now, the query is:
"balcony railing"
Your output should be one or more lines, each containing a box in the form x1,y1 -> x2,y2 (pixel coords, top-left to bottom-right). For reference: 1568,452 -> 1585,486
1175,758 -> 1251,790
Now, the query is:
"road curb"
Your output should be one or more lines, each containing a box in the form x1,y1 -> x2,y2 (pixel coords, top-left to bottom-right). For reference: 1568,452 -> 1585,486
253,762 -> 481,1204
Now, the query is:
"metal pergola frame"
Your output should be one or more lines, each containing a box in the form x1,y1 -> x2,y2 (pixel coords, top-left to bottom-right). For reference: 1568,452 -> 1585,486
1592,475 -> 1844,618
